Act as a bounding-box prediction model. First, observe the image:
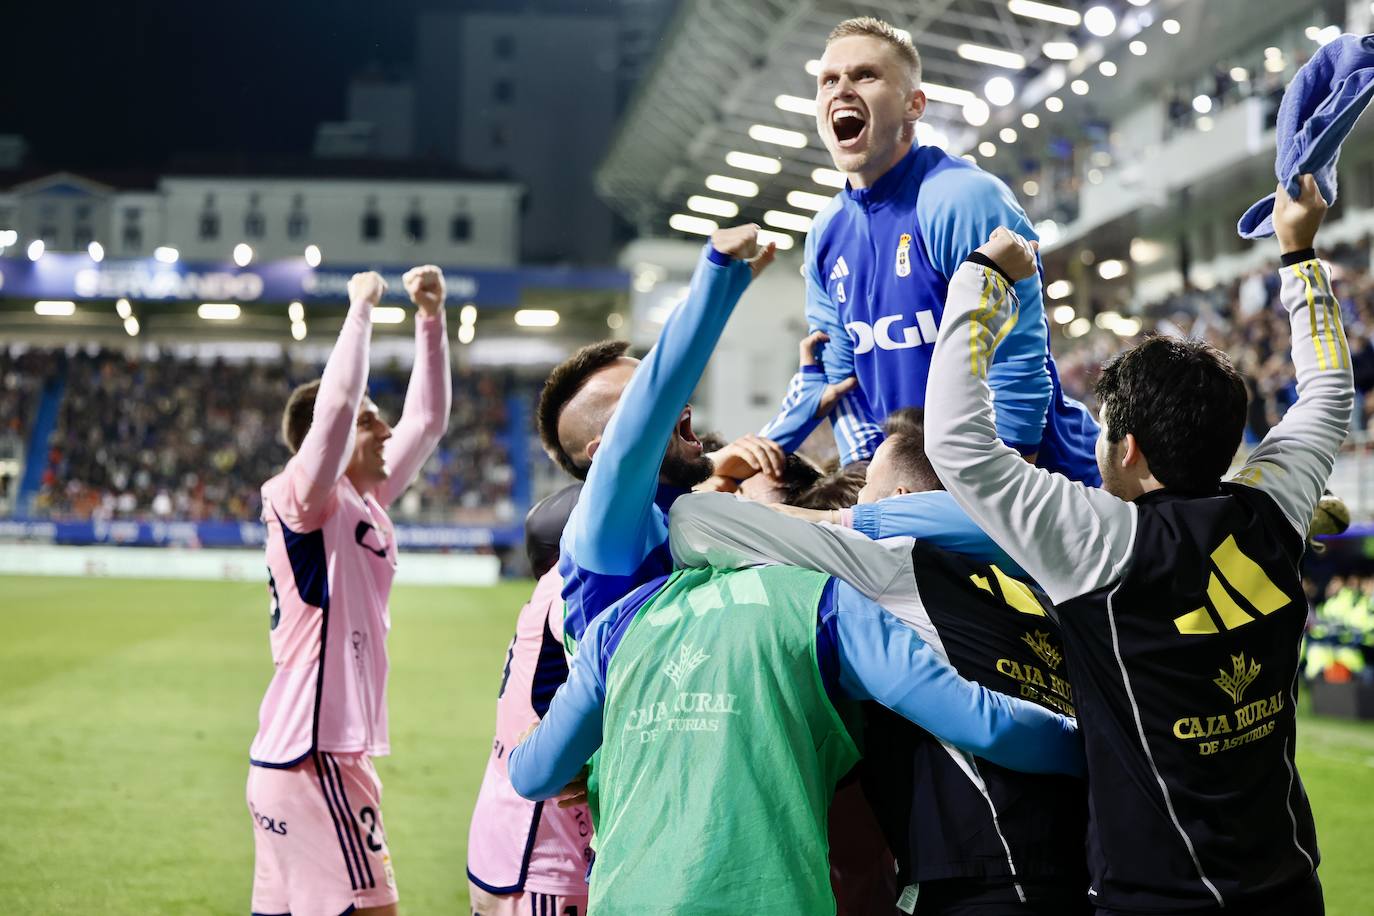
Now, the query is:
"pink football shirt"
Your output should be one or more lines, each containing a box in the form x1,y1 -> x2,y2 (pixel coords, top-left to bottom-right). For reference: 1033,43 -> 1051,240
467,567 -> 593,895
250,301 -> 450,767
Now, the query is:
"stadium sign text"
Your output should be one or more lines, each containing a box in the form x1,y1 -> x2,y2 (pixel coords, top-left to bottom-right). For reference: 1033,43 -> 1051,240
0,253 -> 626,306
74,266 -> 265,301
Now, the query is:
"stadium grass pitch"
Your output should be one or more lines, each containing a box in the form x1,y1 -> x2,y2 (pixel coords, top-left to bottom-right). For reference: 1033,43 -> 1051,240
3,575 -> 1373,914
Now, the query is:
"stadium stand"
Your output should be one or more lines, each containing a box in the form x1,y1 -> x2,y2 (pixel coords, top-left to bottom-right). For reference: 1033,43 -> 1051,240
0,348 -> 62,508
1054,238 -> 1374,444
12,345 -> 538,528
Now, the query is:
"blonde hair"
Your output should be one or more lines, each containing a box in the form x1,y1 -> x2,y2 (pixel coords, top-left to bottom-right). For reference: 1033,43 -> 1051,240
827,16 -> 922,86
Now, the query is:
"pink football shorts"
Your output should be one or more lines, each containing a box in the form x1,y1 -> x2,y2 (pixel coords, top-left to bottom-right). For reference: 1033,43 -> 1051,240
247,752 -> 398,916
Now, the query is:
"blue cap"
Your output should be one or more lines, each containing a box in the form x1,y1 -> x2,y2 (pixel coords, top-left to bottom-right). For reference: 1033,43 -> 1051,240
1239,34 -> 1374,239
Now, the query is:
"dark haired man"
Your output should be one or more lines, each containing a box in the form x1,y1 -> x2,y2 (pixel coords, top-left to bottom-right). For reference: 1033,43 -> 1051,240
535,224 -> 790,642
760,16 -> 1099,485
925,177 -> 1344,914
247,267 -> 451,916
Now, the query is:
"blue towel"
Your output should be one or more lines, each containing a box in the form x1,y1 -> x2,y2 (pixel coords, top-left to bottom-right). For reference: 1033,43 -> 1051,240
1238,34 -> 1374,239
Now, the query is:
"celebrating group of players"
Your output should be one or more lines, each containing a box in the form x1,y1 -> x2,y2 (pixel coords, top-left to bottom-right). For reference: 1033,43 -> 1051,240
243,16 -> 1351,916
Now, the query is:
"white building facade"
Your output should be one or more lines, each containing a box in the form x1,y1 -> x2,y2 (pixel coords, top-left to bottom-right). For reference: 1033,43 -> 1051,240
0,170 -> 522,268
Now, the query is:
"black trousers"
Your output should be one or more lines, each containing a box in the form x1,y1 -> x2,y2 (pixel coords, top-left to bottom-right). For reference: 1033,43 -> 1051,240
913,878 -> 1092,916
1093,873 -> 1324,916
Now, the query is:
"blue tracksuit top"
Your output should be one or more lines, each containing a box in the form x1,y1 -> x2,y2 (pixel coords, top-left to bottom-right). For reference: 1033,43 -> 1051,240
761,143 -> 1100,485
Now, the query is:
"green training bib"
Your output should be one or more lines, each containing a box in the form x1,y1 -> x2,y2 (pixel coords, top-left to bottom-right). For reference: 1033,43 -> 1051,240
591,565 -> 859,915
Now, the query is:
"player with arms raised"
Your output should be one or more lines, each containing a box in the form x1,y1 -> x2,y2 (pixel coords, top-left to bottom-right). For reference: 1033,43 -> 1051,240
246,266 -> 451,916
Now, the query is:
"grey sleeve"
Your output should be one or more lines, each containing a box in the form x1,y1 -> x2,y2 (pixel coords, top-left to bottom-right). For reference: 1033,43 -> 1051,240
924,262 -> 1138,606
1231,257 -> 1354,535
667,492 -> 919,609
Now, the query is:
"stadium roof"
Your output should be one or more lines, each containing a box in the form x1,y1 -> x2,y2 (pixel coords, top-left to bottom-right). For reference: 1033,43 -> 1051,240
596,0 -> 1311,248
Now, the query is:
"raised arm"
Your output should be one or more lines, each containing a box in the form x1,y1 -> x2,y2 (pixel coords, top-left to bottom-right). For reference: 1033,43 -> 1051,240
374,266 -> 452,509
758,331 -> 857,450
289,272 -> 384,519
832,583 -> 1083,777
1232,176 -> 1352,533
843,490 -> 1026,576
919,166 -> 1052,454
670,492 -> 917,602
924,237 -> 1137,606
508,612 -> 610,801
799,229 -> 884,464
560,229 -> 767,632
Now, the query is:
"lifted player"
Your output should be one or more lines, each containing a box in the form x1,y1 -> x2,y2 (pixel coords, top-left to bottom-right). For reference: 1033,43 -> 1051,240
246,266 -> 451,916
761,16 -> 1098,483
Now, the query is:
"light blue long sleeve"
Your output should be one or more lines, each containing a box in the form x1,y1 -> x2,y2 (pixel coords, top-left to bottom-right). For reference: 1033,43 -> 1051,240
917,166 -> 1052,452
560,246 -> 755,640
832,582 -> 1084,777
847,490 -> 1028,578
508,607 -> 613,801
757,366 -> 826,451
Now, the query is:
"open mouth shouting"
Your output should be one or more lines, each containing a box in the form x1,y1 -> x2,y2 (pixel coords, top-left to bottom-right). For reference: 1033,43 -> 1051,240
831,106 -> 868,150
676,407 -> 703,454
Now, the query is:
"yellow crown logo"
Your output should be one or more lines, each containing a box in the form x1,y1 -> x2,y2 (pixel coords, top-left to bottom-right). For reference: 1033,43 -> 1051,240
1213,653 -> 1261,705
1021,630 -> 1062,670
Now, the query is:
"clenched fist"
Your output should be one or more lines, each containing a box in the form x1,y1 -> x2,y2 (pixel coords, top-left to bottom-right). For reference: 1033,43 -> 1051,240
798,331 -> 859,418
710,224 -> 778,279
347,271 -> 387,307
975,227 -> 1039,283
1273,174 -> 1328,255
402,264 -> 446,317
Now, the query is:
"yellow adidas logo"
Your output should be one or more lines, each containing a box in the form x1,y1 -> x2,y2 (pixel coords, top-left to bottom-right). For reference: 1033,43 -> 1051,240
971,565 -> 1048,618
1173,535 -> 1290,635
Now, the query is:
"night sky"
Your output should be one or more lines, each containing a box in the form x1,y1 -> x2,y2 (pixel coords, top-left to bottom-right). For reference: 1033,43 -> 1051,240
6,0 -> 428,170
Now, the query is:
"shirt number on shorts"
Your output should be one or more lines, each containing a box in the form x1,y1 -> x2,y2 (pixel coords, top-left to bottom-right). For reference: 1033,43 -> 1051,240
359,805 -> 384,852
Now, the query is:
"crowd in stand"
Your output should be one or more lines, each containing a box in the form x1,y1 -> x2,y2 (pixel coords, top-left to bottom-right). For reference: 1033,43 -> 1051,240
0,348 -> 62,505
1055,240 -> 1374,445
18,346 -> 532,527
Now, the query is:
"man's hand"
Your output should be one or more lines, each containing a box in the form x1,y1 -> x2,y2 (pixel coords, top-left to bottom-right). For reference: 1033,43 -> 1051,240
765,502 -> 841,525
975,227 -> 1039,283
710,433 -> 785,481
347,271 -> 387,307
710,224 -> 778,279
402,264 -> 446,317
1274,174 -> 1328,255
555,768 -> 589,809
799,331 -> 860,418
